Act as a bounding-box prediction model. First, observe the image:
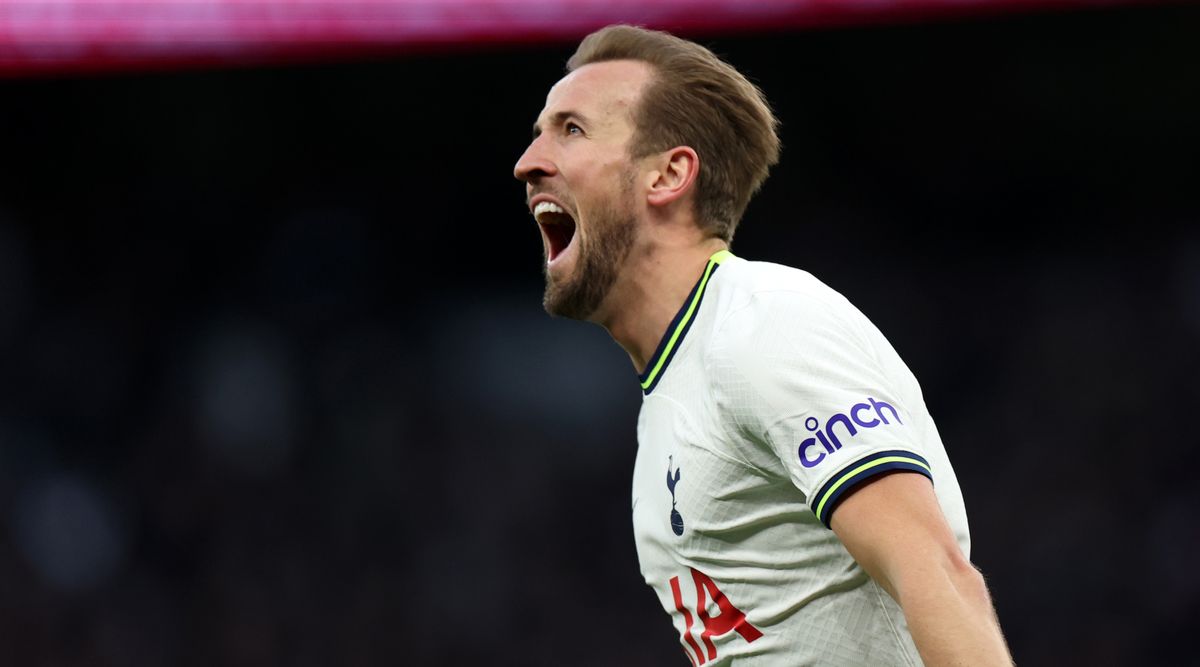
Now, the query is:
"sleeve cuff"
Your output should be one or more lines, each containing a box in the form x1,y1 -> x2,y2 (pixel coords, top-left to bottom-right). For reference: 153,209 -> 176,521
810,449 -> 933,528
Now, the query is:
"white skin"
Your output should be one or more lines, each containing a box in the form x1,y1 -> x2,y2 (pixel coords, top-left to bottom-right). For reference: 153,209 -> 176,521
514,58 -> 1012,667
513,59 -> 725,371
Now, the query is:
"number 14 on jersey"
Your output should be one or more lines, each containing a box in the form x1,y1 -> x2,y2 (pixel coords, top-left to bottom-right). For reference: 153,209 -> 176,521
668,568 -> 762,665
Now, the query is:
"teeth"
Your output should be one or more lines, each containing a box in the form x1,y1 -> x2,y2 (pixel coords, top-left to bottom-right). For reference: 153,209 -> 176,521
534,201 -> 567,222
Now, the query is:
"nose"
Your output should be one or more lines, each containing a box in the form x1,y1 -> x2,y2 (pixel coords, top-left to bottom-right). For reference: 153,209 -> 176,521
513,135 -> 557,184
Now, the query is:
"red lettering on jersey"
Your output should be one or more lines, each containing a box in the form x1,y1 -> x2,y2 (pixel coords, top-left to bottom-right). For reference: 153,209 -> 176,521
667,568 -> 762,664
670,575 -> 706,665
691,568 -> 764,660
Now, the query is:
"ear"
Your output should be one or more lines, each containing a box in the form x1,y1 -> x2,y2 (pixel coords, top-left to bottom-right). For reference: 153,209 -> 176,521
645,146 -> 699,209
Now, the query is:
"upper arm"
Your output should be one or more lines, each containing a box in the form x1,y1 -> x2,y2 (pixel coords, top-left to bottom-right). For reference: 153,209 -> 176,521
830,468 -> 1012,667
830,471 -> 972,602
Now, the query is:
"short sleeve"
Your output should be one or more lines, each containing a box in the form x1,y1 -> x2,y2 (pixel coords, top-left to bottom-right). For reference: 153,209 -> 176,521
710,290 -> 933,528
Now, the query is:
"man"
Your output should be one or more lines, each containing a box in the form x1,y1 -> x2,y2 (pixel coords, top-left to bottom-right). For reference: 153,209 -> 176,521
514,25 -> 1012,666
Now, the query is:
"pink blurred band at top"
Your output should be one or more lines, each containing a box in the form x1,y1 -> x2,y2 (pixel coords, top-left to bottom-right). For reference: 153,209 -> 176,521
0,0 -> 1160,76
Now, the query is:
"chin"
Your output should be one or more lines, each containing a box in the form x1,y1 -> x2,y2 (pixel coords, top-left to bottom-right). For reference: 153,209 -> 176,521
539,197 -> 637,321
543,277 -> 588,320
543,259 -> 600,320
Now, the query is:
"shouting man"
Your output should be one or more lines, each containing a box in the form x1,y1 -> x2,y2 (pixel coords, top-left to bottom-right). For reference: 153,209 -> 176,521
514,25 -> 1012,666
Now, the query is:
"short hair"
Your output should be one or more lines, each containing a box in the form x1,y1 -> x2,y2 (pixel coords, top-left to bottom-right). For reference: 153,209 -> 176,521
568,25 -> 781,243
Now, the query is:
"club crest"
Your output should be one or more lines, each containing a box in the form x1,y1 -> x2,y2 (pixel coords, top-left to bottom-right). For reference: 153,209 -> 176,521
667,455 -> 684,536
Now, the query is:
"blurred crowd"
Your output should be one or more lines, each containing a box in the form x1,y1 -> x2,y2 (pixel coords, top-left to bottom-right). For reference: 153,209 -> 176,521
0,4 -> 1197,665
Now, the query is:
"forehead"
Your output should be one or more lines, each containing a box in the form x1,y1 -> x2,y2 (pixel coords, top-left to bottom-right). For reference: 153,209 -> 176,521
539,59 -> 654,131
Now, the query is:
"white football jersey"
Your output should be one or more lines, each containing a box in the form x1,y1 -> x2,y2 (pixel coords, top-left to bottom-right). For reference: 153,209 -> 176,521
632,250 -> 970,666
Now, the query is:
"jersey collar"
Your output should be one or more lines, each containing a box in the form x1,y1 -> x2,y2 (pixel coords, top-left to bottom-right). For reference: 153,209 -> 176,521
637,249 -> 734,395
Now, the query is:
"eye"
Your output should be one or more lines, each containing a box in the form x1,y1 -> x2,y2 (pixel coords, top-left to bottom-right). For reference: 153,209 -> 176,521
566,122 -> 583,136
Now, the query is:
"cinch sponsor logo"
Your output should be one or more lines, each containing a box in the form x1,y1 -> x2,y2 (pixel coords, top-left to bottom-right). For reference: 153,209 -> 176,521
798,398 -> 903,468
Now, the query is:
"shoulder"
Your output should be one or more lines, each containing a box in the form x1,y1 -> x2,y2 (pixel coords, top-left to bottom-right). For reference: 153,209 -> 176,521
707,257 -> 870,361
711,256 -> 833,302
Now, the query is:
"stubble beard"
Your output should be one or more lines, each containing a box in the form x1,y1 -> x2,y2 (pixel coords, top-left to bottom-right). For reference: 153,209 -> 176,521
542,180 -> 637,321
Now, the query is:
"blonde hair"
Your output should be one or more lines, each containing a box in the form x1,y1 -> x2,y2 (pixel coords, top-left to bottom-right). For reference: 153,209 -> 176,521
568,25 -> 781,242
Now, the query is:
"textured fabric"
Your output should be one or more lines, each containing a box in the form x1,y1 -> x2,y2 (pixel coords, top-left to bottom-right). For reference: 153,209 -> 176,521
632,255 -> 971,666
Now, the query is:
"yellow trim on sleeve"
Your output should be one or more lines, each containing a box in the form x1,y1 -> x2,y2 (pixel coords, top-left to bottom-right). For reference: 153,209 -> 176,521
813,455 -> 932,520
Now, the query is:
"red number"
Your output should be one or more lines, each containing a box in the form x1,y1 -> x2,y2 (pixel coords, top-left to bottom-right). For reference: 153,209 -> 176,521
670,575 -> 706,665
667,568 -> 762,665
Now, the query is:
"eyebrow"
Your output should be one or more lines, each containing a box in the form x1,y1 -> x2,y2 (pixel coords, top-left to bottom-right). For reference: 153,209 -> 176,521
532,110 -> 589,139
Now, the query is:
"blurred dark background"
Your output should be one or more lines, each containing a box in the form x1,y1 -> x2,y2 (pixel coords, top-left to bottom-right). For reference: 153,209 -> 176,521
1,3 -> 1198,665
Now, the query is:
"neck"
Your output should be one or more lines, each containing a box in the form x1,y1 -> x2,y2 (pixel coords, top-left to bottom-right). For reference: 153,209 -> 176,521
592,236 -> 729,373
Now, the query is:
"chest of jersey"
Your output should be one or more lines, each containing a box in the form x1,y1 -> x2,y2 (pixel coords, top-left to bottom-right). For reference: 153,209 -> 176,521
633,396 -> 792,562
624,256 -> 965,664
635,389 -> 930,666
633,395 -> 821,664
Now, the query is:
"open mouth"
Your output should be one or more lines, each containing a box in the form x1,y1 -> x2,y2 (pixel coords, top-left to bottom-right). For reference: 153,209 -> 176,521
534,201 -> 578,263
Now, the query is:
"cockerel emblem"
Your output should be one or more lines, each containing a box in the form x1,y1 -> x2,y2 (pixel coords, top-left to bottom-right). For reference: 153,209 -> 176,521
667,455 -> 684,536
